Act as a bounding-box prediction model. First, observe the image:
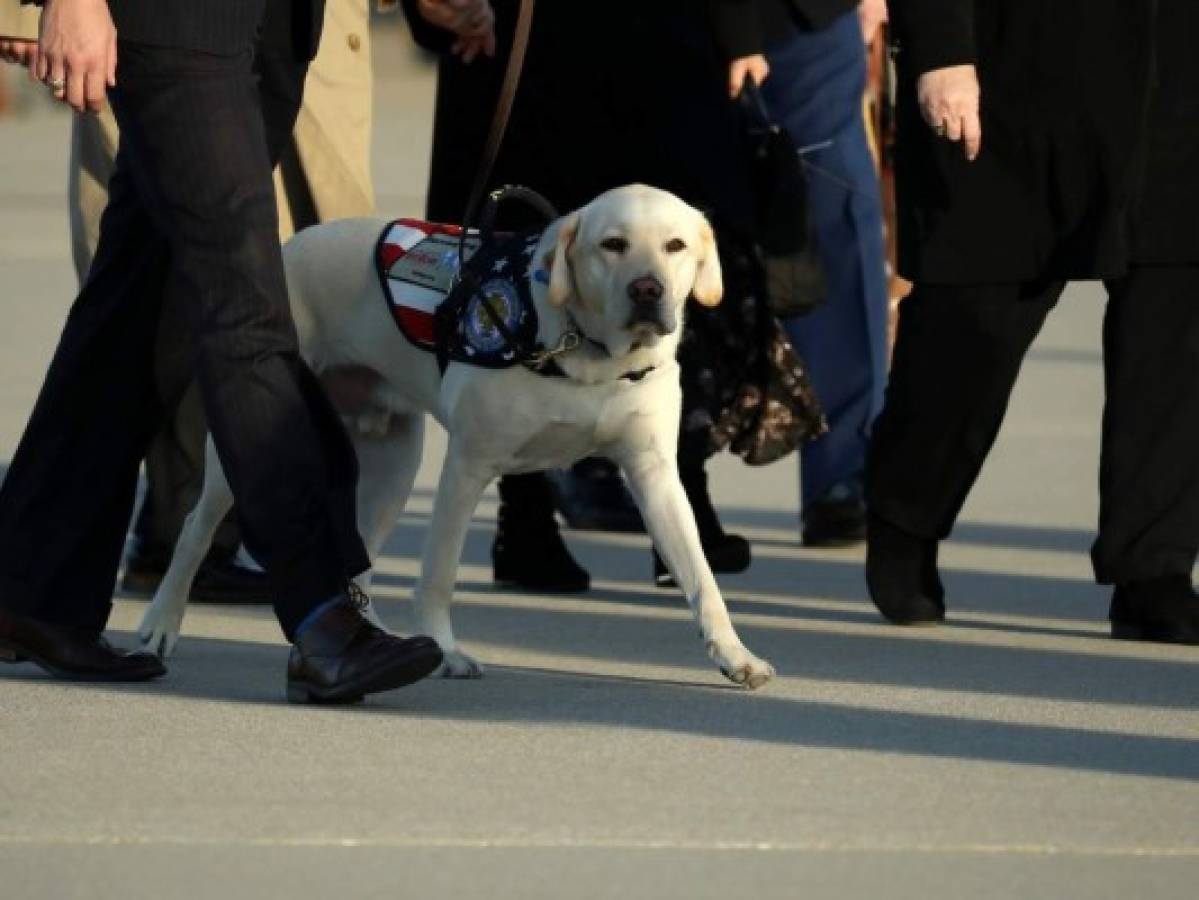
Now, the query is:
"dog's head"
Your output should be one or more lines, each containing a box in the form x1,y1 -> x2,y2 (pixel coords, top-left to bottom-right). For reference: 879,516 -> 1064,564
536,184 -> 722,361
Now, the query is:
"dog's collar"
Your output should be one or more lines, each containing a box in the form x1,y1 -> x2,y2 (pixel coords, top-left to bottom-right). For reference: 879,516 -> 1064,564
529,357 -> 656,383
523,314 -> 655,383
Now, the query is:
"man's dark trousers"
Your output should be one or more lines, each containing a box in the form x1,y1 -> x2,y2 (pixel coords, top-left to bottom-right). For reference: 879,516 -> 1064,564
866,268 -> 1199,585
0,23 -> 368,638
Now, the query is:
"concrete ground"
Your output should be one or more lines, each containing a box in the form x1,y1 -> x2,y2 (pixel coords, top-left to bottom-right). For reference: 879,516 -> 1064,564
1,24 -> 1197,900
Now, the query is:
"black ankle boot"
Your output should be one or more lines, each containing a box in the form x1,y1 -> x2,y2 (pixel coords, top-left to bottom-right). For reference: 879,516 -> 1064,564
549,457 -> 646,533
866,513 -> 945,625
492,473 -> 591,593
653,465 -> 751,586
1110,575 -> 1199,645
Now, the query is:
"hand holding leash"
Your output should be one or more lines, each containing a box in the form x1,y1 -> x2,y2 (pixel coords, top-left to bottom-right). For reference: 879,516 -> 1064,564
727,53 -> 769,99
417,0 -> 496,62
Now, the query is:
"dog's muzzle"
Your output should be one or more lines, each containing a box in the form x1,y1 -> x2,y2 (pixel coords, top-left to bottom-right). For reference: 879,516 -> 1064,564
626,276 -> 674,335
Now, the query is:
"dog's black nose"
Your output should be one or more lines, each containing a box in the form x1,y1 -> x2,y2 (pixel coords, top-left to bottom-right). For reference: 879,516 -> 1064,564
627,276 -> 664,305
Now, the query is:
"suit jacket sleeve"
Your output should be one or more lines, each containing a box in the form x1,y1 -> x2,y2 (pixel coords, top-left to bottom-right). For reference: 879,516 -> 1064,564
891,0 -> 976,76
708,0 -> 765,62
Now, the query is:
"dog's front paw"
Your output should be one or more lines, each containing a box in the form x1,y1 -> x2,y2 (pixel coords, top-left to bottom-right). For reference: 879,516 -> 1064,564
707,640 -> 774,690
137,601 -> 185,658
438,648 -> 484,679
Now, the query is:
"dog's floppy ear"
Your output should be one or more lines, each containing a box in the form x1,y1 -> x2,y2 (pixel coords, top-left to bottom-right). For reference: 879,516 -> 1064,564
692,219 -> 723,307
542,212 -> 581,307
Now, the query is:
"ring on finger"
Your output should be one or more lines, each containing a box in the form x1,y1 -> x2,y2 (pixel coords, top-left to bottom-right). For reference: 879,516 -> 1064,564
46,76 -> 67,93
933,121 -> 948,138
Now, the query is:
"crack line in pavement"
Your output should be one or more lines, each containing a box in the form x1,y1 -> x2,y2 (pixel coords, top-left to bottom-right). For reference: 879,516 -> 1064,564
1,835 -> 1197,856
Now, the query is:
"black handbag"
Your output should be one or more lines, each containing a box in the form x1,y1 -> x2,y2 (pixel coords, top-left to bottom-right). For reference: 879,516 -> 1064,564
735,81 -> 827,318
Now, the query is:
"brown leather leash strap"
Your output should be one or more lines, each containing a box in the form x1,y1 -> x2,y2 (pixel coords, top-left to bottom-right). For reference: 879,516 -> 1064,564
461,0 -> 537,231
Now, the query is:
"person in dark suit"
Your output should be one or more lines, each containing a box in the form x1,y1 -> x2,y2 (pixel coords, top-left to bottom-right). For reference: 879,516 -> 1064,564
866,1 -> 1199,644
0,0 -> 482,700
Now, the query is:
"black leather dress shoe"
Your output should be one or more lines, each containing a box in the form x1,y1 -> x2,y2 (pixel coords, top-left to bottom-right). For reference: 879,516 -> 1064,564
121,548 -> 271,604
865,513 -> 945,625
192,557 -> 271,605
287,597 -> 443,704
0,608 -> 166,681
1110,575 -> 1199,645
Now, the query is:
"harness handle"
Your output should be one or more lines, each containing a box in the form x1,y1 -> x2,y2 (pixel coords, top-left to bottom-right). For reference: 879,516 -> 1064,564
437,186 -> 558,375
457,184 -> 558,271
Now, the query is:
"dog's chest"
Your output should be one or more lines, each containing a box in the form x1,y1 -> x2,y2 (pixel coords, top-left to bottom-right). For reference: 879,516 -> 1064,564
447,372 -> 619,473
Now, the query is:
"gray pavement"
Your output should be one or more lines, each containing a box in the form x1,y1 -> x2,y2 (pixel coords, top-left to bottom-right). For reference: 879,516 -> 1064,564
1,27 -> 1197,900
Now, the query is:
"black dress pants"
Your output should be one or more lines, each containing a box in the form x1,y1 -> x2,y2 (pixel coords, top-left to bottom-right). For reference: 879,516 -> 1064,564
129,4 -> 321,566
0,40 -> 368,639
866,267 -> 1199,585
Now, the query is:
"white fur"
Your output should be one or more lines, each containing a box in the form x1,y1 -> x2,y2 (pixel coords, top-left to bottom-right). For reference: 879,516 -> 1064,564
137,185 -> 774,690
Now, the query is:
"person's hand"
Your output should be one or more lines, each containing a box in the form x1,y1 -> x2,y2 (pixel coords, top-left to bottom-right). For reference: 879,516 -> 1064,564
36,0 -> 118,114
728,54 -> 769,99
917,64 -> 982,161
450,32 -> 494,64
417,0 -> 496,62
857,0 -> 888,45
1,38 -> 41,72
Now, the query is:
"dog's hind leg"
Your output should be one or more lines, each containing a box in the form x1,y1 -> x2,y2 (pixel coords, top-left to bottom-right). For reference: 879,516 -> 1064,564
349,412 -> 425,628
354,413 -> 425,562
137,437 -> 234,658
411,448 -> 492,678
616,448 -> 774,690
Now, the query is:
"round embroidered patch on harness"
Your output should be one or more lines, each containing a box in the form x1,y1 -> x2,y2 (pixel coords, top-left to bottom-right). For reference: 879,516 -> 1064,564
463,278 -> 525,358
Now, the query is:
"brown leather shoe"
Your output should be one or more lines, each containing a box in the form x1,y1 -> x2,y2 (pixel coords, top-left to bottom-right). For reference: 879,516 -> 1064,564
286,598 -> 443,704
0,608 -> 166,681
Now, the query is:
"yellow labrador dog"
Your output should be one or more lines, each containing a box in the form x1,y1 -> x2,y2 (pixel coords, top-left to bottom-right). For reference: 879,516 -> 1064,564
137,184 -> 775,689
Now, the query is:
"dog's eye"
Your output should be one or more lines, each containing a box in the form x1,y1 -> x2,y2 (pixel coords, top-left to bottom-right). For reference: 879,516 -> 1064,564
664,238 -> 687,254
600,237 -> 629,254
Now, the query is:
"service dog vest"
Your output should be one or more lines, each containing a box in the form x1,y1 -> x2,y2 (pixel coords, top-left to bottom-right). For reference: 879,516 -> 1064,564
374,219 -> 543,369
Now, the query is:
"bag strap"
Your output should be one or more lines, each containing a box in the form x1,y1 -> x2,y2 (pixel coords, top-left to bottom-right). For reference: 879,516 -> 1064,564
735,79 -> 777,135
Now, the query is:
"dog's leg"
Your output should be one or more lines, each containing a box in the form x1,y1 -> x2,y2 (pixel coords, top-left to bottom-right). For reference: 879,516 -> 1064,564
138,438 -> 234,657
617,449 -> 774,690
350,413 -> 425,629
412,451 -> 491,678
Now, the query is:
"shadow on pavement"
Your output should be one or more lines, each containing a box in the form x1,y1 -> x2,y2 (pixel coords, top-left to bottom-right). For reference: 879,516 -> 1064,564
2,627 -> 1195,783
374,514 -> 1111,628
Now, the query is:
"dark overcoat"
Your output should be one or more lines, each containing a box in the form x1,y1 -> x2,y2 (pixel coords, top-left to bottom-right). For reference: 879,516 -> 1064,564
403,0 -> 755,235
889,0 -> 1199,283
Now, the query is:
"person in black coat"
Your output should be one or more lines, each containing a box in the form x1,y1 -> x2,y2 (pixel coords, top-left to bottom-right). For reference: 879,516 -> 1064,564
405,0 -> 772,590
866,0 -> 1199,644
0,0 -> 477,699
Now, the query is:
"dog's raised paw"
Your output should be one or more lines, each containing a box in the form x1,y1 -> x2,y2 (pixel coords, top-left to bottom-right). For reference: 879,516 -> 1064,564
438,649 -> 484,679
708,641 -> 774,690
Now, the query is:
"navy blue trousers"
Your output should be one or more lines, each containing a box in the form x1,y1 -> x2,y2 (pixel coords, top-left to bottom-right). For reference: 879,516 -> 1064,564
761,12 -> 889,509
